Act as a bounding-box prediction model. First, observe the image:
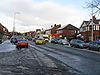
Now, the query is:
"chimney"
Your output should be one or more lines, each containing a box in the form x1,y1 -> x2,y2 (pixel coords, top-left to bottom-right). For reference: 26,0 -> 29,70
92,16 -> 96,21
59,24 -> 61,27
51,25 -> 53,27
54,24 -> 56,27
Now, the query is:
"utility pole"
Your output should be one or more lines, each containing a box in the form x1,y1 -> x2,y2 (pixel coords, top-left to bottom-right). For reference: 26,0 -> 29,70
91,0 -> 94,41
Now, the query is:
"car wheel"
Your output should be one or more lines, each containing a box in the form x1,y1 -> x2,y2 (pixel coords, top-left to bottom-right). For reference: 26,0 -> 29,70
17,47 -> 21,50
98,48 -> 100,52
70,45 -> 73,47
88,47 -> 90,50
26,45 -> 28,48
35,43 -> 37,45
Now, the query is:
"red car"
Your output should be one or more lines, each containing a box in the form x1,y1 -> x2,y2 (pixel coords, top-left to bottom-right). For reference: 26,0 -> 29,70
16,40 -> 28,49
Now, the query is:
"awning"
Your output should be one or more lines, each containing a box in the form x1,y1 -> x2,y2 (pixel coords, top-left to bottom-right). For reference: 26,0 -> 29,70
52,34 -> 61,36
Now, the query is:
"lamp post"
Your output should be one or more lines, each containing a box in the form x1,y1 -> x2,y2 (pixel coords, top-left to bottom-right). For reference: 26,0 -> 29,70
13,12 -> 20,35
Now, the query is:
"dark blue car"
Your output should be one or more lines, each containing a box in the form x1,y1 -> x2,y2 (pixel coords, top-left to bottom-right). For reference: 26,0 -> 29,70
88,41 -> 100,51
10,38 -> 18,44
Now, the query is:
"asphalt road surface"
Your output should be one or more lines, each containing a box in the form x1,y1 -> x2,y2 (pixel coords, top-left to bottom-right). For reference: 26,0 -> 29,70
0,41 -> 100,75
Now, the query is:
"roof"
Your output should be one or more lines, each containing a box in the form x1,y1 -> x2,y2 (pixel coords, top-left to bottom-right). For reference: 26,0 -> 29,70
45,27 -> 54,31
80,21 -> 89,28
45,24 -> 61,31
57,24 -> 79,30
57,25 -> 66,30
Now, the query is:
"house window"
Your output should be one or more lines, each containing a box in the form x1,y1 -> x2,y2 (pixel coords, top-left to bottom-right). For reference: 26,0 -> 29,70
89,25 -> 92,30
94,25 -> 95,30
87,26 -> 89,31
96,25 -> 99,30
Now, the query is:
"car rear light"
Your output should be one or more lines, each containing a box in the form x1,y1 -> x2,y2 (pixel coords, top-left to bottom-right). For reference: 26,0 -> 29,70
26,43 -> 28,45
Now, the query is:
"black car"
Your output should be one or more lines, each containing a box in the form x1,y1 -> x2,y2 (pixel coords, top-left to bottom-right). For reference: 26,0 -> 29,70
70,39 -> 86,48
88,41 -> 100,51
50,38 -> 58,44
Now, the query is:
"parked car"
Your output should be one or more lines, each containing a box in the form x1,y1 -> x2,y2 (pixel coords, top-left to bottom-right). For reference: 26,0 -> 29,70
70,39 -> 86,48
43,35 -> 49,42
16,40 -> 28,49
83,42 -> 90,48
35,38 -> 46,44
96,39 -> 100,41
58,39 -> 69,45
10,38 -> 18,44
44,37 -> 49,42
88,41 -> 100,51
50,38 -> 58,44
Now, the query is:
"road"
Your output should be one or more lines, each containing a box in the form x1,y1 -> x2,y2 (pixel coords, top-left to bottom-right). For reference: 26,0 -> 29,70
0,40 -> 100,75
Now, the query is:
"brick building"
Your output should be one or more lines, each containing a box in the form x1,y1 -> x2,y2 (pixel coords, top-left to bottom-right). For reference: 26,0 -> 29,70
45,24 -> 61,39
0,23 -> 9,39
57,24 -> 79,39
23,31 -> 36,38
80,16 -> 100,41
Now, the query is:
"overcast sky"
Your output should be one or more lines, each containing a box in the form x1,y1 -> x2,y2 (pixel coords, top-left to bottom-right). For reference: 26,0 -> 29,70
0,0 -> 92,33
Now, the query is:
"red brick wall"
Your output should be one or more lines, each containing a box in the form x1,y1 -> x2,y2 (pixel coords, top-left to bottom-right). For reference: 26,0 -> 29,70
51,25 -> 61,34
62,30 -> 76,37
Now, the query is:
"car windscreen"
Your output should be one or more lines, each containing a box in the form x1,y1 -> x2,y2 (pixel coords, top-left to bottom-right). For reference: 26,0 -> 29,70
77,40 -> 84,43
18,40 -> 27,42
37,38 -> 44,40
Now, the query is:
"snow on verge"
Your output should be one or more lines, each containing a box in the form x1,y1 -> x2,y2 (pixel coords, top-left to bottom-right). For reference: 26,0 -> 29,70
0,40 -> 16,52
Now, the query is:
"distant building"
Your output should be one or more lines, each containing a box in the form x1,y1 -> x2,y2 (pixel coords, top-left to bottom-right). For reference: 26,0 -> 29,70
80,16 -> 100,41
0,23 -> 9,40
23,31 -> 36,38
57,24 -> 79,40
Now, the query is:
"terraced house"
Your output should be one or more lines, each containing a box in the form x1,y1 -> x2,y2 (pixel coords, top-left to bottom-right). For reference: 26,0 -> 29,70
80,16 -> 100,41
0,23 -> 9,40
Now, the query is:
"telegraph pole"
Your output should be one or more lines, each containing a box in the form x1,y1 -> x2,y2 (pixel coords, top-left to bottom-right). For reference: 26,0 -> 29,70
13,12 -> 16,35
91,0 -> 94,41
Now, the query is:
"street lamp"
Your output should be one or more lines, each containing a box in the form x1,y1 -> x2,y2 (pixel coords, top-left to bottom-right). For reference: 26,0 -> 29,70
13,12 -> 20,35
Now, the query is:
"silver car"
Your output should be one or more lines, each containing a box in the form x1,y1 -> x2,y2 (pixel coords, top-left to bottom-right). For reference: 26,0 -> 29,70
58,39 -> 70,45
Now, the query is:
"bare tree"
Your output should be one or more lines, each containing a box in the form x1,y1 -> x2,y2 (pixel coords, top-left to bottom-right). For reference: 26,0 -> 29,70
87,0 -> 100,16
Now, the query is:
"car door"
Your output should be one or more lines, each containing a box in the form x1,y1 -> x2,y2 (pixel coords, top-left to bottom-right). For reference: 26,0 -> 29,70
90,42 -> 97,51
88,42 -> 94,50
